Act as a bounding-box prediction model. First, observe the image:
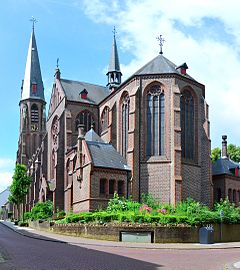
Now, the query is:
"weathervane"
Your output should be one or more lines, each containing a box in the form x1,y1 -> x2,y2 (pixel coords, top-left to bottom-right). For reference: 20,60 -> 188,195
30,16 -> 37,30
113,26 -> 117,38
156,34 -> 165,55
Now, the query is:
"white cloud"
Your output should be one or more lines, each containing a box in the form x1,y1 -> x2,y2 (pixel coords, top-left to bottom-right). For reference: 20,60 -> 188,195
0,158 -> 14,192
0,172 -> 13,193
81,0 -> 240,147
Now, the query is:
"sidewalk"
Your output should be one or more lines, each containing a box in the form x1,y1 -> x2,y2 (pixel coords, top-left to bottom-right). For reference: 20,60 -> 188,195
1,220 -> 240,251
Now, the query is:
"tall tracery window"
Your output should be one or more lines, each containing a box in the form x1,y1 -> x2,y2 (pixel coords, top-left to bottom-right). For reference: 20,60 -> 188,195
31,104 -> 39,123
181,90 -> 194,160
146,85 -> 165,156
101,106 -> 110,132
122,95 -> 130,159
75,111 -> 94,132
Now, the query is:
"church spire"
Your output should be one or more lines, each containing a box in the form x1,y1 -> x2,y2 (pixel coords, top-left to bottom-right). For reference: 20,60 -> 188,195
106,27 -> 122,91
21,23 -> 45,101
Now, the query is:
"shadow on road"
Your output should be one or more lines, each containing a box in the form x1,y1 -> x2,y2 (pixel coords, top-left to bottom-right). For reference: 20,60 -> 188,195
0,222 -> 164,270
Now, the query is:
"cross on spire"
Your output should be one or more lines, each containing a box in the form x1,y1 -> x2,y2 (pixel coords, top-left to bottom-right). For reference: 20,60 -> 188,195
113,26 -> 117,38
30,16 -> 37,30
56,58 -> 59,68
156,34 -> 165,55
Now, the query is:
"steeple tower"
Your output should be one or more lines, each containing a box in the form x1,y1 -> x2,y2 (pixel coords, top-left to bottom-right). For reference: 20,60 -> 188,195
106,27 -> 122,91
21,23 -> 45,101
17,21 -> 46,165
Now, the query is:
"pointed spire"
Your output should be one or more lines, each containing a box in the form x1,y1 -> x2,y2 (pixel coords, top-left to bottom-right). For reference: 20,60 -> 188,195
21,25 -> 45,101
106,27 -> 122,91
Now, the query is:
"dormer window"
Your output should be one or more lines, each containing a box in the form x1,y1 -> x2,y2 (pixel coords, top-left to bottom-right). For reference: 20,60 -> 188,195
32,83 -> 37,93
80,89 -> 88,99
176,63 -> 188,75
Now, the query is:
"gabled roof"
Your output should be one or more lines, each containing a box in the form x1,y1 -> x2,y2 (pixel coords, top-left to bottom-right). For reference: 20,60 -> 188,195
21,29 -> 45,101
85,128 -> 104,143
212,158 -> 240,176
85,128 -> 130,171
133,54 -> 196,81
60,79 -> 109,105
0,187 -> 10,207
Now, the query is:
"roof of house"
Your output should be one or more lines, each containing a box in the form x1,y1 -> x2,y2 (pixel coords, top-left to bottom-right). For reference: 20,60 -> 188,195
0,187 -> 10,207
132,54 -> 196,81
60,79 -> 109,105
85,128 -> 130,171
212,158 -> 240,176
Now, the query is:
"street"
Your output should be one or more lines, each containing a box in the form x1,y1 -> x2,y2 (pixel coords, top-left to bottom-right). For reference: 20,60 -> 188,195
0,222 -> 239,270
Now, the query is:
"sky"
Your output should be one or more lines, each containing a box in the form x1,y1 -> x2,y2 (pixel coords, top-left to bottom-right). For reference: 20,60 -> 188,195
1,0 -> 240,192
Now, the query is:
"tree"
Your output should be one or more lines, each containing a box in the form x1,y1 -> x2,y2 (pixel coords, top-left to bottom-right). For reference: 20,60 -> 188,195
211,144 -> 240,163
9,164 -> 32,221
211,147 -> 221,163
227,144 -> 240,163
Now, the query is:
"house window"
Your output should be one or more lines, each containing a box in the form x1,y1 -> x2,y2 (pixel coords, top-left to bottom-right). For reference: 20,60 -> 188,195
146,85 -> 165,156
122,95 -> 130,159
101,106 -> 110,132
217,188 -> 222,202
233,189 -> 236,203
31,104 -> 39,123
75,111 -> 94,132
118,180 -> 124,196
228,188 -> 232,203
109,179 -> 115,195
100,179 -> 107,195
181,90 -> 194,160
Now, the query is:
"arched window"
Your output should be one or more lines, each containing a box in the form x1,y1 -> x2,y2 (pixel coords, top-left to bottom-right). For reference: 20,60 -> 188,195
181,90 -> 194,160
146,85 -> 165,156
31,104 -> 39,123
101,106 -> 110,132
233,189 -> 236,203
122,95 -> 130,159
75,111 -> 94,132
51,149 -> 55,180
51,117 -> 59,149
66,159 -> 70,187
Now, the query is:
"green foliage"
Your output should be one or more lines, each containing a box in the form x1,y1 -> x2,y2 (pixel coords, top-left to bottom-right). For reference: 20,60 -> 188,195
30,201 -> 53,221
227,144 -> 240,162
211,147 -> 221,163
57,194 -> 240,226
9,164 -> 32,205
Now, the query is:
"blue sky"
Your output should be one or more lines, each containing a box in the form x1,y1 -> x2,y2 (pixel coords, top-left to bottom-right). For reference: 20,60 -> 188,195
1,0 -> 240,192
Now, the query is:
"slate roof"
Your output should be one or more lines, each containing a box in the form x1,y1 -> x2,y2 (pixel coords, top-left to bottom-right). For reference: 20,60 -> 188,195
133,54 -> 196,81
108,35 -> 121,73
60,79 -> 109,105
212,158 -> 240,176
0,187 -> 10,207
85,128 -> 130,171
21,29 -> 45,101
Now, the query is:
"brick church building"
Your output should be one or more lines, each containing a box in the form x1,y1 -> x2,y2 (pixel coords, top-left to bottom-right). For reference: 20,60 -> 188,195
17,26 -> 212,213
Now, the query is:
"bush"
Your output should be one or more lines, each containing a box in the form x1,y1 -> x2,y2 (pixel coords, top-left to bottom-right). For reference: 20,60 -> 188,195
24,212 -> 32,221
30,201 -> 53,221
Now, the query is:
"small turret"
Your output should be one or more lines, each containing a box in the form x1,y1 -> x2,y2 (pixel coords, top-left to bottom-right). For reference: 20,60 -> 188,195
106,27 -> 122,91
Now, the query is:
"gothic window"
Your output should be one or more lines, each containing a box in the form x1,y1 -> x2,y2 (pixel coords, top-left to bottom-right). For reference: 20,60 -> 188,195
181,90 -> 194,160
66,159 -> 70,187
31,104 -> 39,123
51,117 -> 59,149
121,95 -> 130,159
101,106 -> 110,132
51,149 -> 55,180
233,189 -> 236,203
228,188 -> 232,203
75,111 -> 94,132
146,85 -> 165,156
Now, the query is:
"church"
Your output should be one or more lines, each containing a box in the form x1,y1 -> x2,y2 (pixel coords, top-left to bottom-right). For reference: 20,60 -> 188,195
16,25 -> 212,213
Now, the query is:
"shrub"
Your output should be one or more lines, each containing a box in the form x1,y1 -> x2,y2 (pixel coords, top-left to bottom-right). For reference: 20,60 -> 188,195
30,201 -> 53,221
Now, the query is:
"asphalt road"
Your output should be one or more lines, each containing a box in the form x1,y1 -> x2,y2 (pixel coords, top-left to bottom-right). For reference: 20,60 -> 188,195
0,222 -> 239,270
